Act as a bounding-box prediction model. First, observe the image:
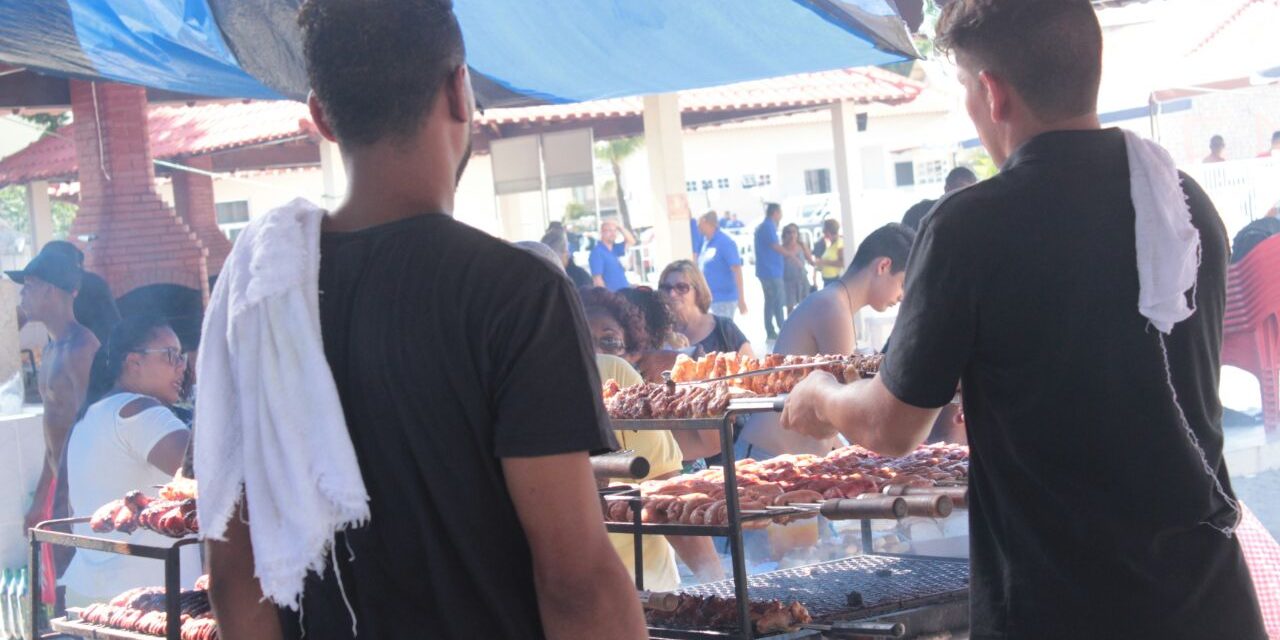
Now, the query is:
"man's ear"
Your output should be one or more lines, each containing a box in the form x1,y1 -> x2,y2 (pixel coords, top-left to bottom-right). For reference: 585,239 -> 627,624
877,257 -> 893,276
307,92 -> 338,143
445,65 -> 473,124
979,70 -> 1012,124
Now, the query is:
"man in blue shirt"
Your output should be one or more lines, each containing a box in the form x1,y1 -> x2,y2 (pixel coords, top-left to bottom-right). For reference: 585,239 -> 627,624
754,202 -> 786,340
589,218 -> 635,291
696,211 -> 747,318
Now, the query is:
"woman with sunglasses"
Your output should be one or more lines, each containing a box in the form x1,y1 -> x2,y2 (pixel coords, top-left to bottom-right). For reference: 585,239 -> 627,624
61,316 -> 200,606
658,261 -> 753,358
578,287 -> 726,587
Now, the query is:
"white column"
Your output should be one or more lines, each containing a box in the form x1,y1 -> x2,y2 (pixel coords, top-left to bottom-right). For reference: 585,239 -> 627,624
830,100 -> 864,269
25,181 -> 53,253
319,139 -> 348,210
643,93 -> 693,276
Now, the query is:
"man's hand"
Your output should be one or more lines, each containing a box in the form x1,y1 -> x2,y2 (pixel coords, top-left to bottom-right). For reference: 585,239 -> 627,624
738,300 -> 748,315
779,371 -> 841,440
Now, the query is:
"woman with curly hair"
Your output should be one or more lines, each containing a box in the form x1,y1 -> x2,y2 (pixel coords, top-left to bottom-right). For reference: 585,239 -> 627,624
578,287 -> 649,359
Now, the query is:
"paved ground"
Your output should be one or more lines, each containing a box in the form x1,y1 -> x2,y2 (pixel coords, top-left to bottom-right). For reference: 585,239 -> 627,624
1232,467 -> 1280,538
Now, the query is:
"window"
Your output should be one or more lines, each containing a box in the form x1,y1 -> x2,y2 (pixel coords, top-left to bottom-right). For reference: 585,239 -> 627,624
741,175 -> 757,189
686,180 -> 699,192
701,179 -> 713,190
215,201 -> 251,241
803,168 -> 831,195
916,160 -> 947,185
894,161 -> 915,187
757,174 -> 772,186
215,201 -> 250,225
716,178 -> 730,189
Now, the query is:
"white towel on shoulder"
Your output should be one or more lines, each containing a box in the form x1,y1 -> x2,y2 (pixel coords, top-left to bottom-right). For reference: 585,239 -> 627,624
195,197 -> 370,610
1124,129 -> 1200,334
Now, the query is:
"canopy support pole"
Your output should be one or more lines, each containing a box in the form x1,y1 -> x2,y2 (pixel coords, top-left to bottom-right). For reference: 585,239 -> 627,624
643,93 -> 693,279
25,180 -> 52,254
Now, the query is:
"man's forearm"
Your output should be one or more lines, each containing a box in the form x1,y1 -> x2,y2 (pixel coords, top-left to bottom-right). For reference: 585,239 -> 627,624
820,379 -> 937,457
668,535 -> 724,582
207,506 -> 283,640
534,554 -> 646,639
732,268 -> 745,301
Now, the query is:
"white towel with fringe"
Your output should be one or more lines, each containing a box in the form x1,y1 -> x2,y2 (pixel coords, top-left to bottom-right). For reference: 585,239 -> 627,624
1123,130 -> 1239,536
195,197 -> 370,611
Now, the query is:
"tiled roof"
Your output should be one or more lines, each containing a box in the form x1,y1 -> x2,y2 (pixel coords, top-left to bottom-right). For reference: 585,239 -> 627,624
477,66 -> 923,126
0,100 -> 314,186
1,67 -> 923,186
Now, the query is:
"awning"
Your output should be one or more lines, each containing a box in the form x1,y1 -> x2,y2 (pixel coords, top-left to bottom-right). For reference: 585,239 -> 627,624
0,0 -> 918,108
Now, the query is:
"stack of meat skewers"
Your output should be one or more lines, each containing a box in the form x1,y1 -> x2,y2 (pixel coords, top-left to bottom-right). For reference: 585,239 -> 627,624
89,481 -> 199,538
604,443 -> 968,525
603,352 -> 884,420
76,577 -> 218,640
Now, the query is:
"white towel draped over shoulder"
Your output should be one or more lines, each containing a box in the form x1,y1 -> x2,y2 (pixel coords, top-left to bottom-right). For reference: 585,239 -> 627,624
1124,129 -> 1201,334
195,197 -> 370,610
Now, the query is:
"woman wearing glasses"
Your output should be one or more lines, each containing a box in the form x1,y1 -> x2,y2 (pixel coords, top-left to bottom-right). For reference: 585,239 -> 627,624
61,316 -> 200,606
659,261 -> 753,358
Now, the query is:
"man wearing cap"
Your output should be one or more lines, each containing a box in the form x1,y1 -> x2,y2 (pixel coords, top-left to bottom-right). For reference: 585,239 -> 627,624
12,244 -> 99,536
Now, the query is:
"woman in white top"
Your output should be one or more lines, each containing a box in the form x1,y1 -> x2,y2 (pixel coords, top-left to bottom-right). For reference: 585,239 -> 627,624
62,316 -> 198,606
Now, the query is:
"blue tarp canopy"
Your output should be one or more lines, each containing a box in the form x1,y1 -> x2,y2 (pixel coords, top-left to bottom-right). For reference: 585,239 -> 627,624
0,0 -> 917,107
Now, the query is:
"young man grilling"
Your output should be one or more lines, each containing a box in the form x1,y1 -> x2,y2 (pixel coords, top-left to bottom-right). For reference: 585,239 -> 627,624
780,1 -> 1265,637
199,1 -> 645,638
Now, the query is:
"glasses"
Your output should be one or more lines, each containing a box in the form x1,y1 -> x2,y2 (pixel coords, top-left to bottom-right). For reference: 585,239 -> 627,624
134,348 -> 187,368
659,282 -> 693,295
596,336 -> 626,355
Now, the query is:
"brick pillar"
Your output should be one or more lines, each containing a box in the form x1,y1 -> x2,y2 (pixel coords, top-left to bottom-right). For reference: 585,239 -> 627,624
67,81 -> 209,300
171,155 -> 232,277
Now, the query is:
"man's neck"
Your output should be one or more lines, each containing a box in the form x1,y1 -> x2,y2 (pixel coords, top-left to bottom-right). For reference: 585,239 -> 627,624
1005,112 -> 1102,161
325,144 -> 455,231
42,311 -> 77,342
839,272 -> 872,315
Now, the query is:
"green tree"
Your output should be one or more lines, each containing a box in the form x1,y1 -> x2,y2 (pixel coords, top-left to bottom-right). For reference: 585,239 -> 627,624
594,137 -> 643,230
0,185 -> 77,241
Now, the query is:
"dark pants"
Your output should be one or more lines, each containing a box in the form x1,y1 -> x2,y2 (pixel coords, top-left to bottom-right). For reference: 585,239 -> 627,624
760,277 -> 785,338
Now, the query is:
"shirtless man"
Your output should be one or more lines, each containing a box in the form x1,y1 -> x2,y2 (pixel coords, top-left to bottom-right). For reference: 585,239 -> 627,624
737,223 -> 914,459
10,243 -> 99,532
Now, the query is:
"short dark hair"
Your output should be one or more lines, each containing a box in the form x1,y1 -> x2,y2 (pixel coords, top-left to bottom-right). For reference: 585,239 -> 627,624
1210,135 -> 1225,149
298,0 -> 465,147
846,223 -> 915,276
765,202 -> 781,217
944,167 -> 978,192
579,287 -> 649,356
936,0 -> 1102,122
822,218 -> 840,236
540,230 -> 568,256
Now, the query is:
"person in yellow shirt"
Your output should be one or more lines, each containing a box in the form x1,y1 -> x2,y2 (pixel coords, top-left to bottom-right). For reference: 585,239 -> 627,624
816,219 -> 845,287
585,293 -> 726,588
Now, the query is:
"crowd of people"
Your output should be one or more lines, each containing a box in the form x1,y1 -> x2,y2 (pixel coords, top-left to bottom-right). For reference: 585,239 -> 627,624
12,0 -> 1276,639
10,241 -> 200,607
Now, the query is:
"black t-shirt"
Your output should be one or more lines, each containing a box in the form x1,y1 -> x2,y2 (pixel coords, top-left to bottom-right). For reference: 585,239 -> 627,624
696,315 -> 750,355
277,214 -> 615,639
566,260 -> 594,288
900,198 -> 937,231
880,129 -> 1265,639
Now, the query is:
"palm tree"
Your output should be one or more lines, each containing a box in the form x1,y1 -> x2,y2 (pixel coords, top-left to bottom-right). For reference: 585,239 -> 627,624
595,137 -> 644,230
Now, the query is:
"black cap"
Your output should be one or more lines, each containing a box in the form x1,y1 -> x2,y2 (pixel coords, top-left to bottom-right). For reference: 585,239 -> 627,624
7,241 -> 85,292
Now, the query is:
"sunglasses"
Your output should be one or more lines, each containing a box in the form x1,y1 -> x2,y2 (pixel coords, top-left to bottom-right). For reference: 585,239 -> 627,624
596,336 -> 627,355
133,348 -> 188,368
659,282 -> 693,295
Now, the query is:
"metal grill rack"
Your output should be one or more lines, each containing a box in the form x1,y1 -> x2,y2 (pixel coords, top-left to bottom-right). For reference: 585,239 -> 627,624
605,397 -> 969,639
28,517 -> 196,640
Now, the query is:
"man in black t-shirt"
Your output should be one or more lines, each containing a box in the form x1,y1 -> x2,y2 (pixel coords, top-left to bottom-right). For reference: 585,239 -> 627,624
900,167 -> 978,231
203,2 -> 646,639
781,1 -> 1265,638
